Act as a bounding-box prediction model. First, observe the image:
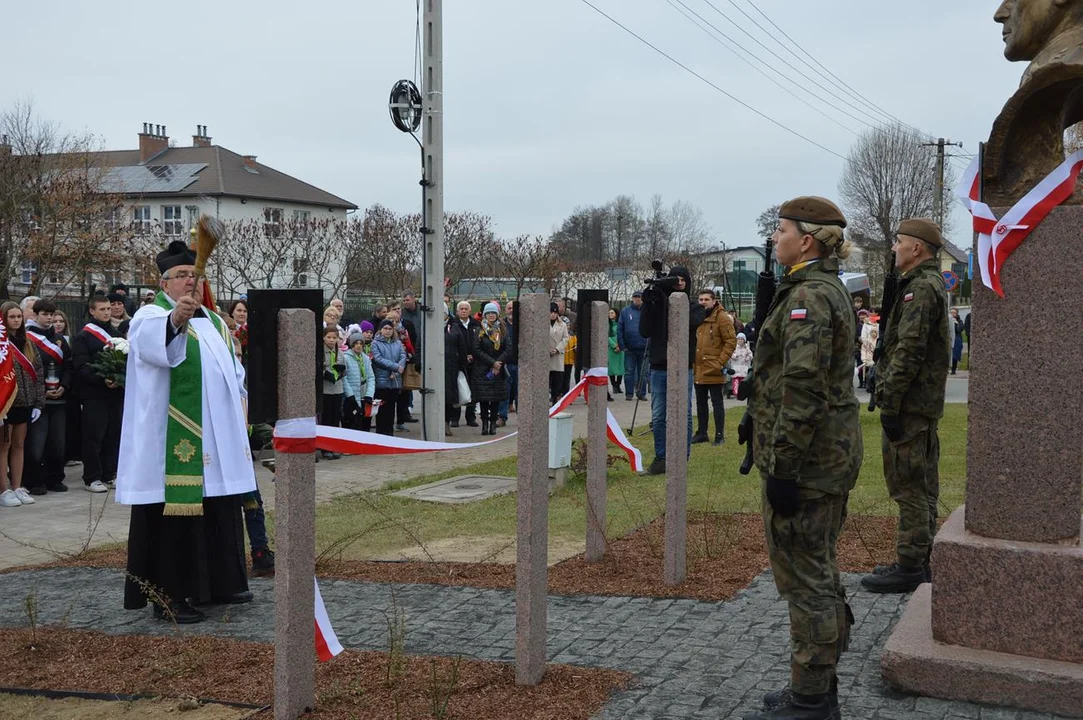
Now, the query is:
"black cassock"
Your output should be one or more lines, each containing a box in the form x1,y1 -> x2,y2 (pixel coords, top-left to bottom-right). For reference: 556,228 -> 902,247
124,494 -> 249,609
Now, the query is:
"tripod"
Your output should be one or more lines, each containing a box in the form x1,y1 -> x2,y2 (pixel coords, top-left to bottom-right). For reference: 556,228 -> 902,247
627,337 -> 653,436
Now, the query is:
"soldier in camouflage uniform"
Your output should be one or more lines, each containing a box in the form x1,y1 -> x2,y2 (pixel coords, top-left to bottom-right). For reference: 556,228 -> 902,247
745,197 -> 863,720
860,218 -> 949,594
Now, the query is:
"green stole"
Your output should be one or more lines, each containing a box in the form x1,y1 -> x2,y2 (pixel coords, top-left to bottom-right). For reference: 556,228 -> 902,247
155,292 -> 233,516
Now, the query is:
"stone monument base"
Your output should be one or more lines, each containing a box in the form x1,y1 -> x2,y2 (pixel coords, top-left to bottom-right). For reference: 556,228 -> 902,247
881,585 -> 1083,717
881,507 -> 1083,717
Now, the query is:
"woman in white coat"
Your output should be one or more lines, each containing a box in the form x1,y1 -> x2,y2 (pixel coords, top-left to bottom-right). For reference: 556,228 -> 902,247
547,302 -> 569,403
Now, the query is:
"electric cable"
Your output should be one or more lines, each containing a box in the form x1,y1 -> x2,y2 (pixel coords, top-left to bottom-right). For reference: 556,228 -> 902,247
664,0 -> 864,134
579,0 -> 848,161
690,0 -> 900,129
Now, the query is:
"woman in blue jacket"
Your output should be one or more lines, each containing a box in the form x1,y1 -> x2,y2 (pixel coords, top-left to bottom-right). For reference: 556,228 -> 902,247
370,320 -> 407,436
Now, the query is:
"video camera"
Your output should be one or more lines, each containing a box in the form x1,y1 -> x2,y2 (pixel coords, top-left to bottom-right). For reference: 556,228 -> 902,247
643,259 -> 681,289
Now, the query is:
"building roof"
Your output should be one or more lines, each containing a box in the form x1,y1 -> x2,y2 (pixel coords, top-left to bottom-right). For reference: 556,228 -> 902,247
942,240 -> 969,263
92,145 -> 357,209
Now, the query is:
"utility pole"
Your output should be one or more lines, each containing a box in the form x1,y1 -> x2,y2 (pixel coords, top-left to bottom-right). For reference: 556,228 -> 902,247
421,0 -> 445,442
923,137 -> 964,228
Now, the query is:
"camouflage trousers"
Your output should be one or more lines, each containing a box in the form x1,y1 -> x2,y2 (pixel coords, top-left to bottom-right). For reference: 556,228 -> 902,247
763,481 -> 853,695
882,414 -> 940,568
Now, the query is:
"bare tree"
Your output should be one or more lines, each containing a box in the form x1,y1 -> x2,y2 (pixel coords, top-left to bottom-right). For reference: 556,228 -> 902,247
443,210 -> 498,299
607,194 -> 643,262
755,204 -> 781,241
644,194 -> 670,260
839,123 -> 955,275
0,101 -> 130,299
668,200 -> 713,255
493,234 -> 557,297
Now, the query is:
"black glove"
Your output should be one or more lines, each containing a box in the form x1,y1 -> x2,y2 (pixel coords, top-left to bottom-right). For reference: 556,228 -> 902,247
362,396 -> 373,405
765,475 -> 800,518
737,412 -> 753,445
881,413 -> 903,442
332,363 -> 346,375
322,369 -> 337,383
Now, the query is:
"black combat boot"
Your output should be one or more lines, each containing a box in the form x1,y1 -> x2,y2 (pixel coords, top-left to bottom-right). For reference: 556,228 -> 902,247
860,562 -> 926,594
743,691 -> 835,719
691,432 -> 709,444
762,677 -> 838,714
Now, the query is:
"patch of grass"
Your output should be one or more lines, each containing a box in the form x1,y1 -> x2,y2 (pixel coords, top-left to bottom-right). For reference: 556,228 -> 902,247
300,404 -> 967,561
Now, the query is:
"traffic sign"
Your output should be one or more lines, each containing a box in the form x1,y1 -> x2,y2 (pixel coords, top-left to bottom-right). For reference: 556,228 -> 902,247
943,270 -> 959,292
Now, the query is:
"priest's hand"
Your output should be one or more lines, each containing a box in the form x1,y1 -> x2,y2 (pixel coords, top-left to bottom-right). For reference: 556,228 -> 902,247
171,294 -> 202,328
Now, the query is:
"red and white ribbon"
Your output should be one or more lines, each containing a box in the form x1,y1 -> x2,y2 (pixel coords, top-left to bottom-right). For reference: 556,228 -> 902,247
273,416 -> 318,454
269,367 -> 643,472
82,323 -> 112,346
314,576 -> 343,662
957,149 -> 1083,297
27,332 -> 63,363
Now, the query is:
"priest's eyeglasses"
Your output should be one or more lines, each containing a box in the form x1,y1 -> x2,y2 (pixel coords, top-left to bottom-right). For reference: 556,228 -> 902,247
164,271 -> 198,280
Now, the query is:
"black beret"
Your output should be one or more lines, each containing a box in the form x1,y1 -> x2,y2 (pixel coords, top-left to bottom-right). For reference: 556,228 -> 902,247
550,302 -> 559,313
779,196 -> 847,228
106,292 -> 125,303
897,218 -> 944,249
156,240 -> 197,273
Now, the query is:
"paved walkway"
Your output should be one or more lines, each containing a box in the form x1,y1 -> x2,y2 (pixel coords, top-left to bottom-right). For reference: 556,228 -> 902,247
0,565 -> 1048,719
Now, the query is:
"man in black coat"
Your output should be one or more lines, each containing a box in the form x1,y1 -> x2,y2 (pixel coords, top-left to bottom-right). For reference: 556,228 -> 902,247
23,299 -> 73,494
71,295 -> 124,493
447,300 -> 480,427
639,265 -> 706,475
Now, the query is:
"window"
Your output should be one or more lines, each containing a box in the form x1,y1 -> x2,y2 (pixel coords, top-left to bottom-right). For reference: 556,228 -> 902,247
186,205 -> 200,232
706,260 -> 719,272
19,260 -> 36,285
293,209 -> 310,238
263,207 -> 283,238
162,205 -> 183,236
132,205 -> 152,234
104,207 -> 120,231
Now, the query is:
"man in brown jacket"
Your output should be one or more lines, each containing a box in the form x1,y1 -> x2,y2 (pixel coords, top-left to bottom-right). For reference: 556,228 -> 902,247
693,289 -> 737,445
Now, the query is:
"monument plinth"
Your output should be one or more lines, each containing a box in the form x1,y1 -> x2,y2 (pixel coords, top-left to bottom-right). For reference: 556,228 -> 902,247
881,6 -> 1083,713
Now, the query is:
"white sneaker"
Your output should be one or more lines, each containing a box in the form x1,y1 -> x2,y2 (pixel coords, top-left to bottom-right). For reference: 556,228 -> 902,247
13,487 -> 35,504
0,489 -> 21,507
86,480 -> 109,493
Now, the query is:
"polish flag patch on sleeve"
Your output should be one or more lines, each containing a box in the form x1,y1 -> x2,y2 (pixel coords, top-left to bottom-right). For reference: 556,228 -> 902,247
790,308 -> 807,320
903,292 -> 915,302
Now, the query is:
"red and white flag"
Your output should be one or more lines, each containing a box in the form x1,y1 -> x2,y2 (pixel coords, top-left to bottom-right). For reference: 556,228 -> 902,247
314,577 -> 343,662
957,149 -> 1083,297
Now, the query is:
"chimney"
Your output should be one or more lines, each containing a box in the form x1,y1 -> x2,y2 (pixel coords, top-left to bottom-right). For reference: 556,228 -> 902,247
242,155 -> 259,173
138,122 -> 169,163
192,124 -> 212,148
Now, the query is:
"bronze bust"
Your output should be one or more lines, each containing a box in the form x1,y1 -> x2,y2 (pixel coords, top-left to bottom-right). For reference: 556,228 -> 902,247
984,0 -> 1083,205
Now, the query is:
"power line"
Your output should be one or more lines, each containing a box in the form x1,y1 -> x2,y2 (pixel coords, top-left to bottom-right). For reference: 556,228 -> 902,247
721,0 -> 896,125
578,0 -> 848,160
741,0 -> 944,146
663,0 -> 861,135
692,0 -> 898,130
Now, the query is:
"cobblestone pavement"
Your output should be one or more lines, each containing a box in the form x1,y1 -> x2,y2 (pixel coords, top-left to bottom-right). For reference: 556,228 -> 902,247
0,565 -> 1051,720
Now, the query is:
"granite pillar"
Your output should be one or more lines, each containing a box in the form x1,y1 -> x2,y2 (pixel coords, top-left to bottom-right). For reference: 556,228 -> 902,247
586,301 -> 609,563
881,207 -> 1083,715
515,293 -> 549,685
274,309 -> 317,720
664,294 -> 689,586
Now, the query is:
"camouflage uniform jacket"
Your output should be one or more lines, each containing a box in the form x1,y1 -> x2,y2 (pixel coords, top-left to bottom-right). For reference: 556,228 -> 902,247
750,258 -> 862,493
874,258 -> 949,419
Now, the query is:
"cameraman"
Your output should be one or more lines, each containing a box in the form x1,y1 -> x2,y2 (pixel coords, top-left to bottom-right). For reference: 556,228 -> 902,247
639,265 -> 705,475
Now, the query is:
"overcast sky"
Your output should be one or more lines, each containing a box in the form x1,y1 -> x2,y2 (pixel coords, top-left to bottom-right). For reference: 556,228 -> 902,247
2,0 -> 1020,251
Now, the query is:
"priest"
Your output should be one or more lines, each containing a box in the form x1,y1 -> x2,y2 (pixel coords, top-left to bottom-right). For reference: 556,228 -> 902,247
117,240 -> 256,623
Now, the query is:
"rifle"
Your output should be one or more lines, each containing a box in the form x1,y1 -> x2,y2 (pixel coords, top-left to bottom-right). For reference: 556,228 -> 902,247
868,252 -> 898,411
737,236 -> 778,475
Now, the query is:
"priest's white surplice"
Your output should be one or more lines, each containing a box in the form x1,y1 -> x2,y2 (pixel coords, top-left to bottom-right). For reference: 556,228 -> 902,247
116,301 -> 256,505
